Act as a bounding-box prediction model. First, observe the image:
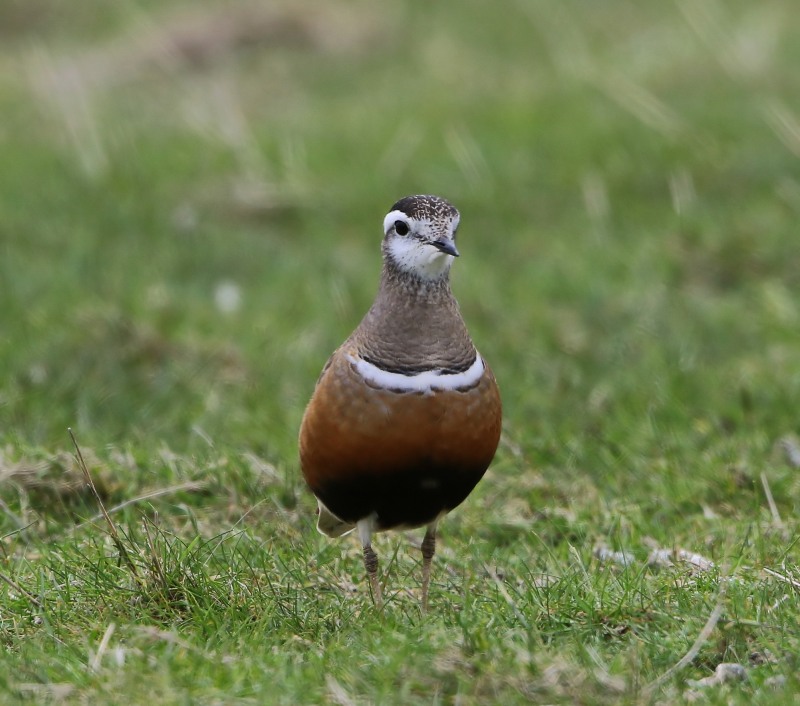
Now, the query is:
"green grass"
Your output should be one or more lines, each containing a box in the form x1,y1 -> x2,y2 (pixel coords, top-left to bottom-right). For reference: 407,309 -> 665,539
2,0 -> 800,703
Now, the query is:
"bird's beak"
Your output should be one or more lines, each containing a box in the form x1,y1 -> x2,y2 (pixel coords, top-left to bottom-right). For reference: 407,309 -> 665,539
432,239 -> 460,257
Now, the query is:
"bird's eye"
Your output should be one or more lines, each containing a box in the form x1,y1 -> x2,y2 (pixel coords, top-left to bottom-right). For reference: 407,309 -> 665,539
394,220 -> 410,236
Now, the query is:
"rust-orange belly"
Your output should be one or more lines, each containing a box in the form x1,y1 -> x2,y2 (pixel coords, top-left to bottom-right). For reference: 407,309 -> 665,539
299,351 -> 502,530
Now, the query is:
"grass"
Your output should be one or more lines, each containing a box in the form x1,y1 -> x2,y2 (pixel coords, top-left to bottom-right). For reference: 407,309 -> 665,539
1,0 -> 800,702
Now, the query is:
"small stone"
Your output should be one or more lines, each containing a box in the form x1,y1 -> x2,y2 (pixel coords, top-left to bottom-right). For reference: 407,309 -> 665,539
214,281 -> 242,314
764,675 -> 787,690
686,663 -> 747,688
780,436 -> 800,468
749,649 -> 777,666
713,663 -> 747,683
594,545 -> 636,567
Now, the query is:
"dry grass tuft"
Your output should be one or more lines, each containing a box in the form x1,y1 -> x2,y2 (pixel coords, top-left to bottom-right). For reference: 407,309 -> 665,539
26,1 -> 388,93
0,444 -> 114,503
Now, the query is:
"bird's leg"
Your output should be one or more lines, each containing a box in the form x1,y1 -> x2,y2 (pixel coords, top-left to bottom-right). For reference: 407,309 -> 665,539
421,521 -> 438,614
363,544 -> 382,609
357,515 -> 383,609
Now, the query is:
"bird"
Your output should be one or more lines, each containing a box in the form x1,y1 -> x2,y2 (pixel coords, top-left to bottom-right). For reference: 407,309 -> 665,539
298,194 -> 502,611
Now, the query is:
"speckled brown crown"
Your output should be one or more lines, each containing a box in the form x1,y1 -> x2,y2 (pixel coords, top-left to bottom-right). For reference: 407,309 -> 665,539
390,195 -> 459,224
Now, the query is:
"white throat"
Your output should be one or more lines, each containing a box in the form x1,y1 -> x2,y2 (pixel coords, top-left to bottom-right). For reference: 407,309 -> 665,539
385,237 -> 453,280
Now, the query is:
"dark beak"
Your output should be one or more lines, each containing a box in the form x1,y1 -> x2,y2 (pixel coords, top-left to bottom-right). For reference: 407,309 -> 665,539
432,239 -> 460,257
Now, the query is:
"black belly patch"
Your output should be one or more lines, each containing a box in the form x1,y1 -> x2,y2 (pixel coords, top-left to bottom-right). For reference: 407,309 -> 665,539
314,464 -> 486,531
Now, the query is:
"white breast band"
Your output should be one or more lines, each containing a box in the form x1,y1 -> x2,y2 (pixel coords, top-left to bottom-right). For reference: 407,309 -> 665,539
346,352 -> 485,393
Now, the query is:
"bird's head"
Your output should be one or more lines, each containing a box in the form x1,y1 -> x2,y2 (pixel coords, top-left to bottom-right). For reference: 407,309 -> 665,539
381,195 -> 460,280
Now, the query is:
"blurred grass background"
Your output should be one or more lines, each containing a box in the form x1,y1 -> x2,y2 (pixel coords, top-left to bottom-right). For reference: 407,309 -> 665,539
1,0 -> 800,703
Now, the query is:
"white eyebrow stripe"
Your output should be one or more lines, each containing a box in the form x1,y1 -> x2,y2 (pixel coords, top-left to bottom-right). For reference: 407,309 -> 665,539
346,352 -> 485,392
383,210 -> 411,234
